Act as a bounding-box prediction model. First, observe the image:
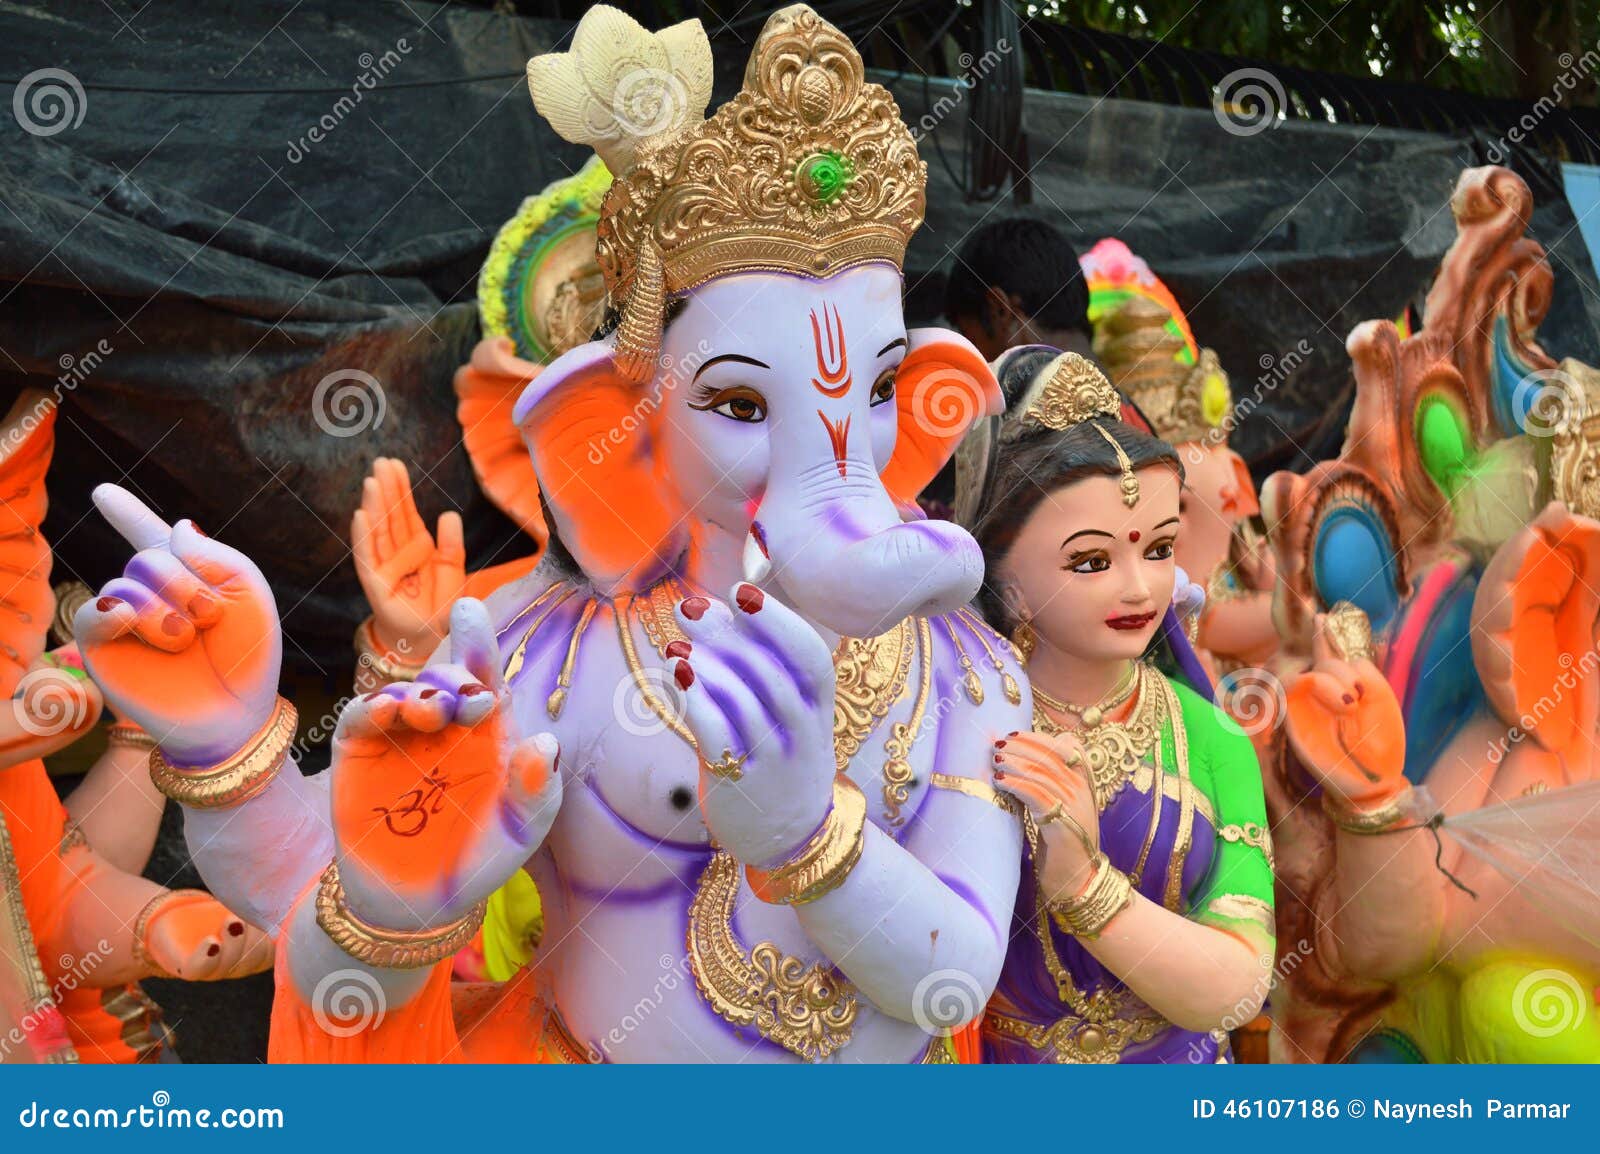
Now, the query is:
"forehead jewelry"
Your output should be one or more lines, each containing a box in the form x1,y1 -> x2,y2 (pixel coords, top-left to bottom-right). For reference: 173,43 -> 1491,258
1091,422 -> 1140,508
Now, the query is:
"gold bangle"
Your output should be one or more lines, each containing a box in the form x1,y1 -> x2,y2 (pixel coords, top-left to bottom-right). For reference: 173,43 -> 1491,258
354,617 -> 426,683
148,697 -> 298,810
314,861 -> 485,969
745,775 -> 868,906
106,724 -> 158,752
132,888 -> 210,977
1048,852 -> 1133,939
1322,789 -> 1410,834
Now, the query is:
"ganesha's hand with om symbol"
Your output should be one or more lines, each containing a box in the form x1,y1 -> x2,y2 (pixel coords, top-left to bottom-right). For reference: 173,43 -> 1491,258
73,485 -> 281,767
665,584 -> 838,869
328,598 -> 562,929
1285,607 -> 1407,816
993,731 -> 1101,901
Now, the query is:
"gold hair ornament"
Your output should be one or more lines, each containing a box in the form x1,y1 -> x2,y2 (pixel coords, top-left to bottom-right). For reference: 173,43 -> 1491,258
1020,353 -> 1140,506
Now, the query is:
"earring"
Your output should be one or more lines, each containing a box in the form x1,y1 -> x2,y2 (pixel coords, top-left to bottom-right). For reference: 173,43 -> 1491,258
1012,617 -> 1036,666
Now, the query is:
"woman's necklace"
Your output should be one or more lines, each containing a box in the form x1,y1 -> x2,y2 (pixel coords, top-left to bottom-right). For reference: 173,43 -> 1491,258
1032,661 -> 1138,728
1031,662 -> 1166,811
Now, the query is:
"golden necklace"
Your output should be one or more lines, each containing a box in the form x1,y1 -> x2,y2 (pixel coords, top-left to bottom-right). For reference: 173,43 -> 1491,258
1031,662 -> 1138,727
1031,662 -> 1166,811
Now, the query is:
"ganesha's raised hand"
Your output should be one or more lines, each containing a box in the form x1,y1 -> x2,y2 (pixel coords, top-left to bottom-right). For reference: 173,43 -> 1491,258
1285,609 -> 1406,810
993,730 -> 1100,901
329,598 -> 562,929
73,485 -> 280,766
351,457 -> 466,658
665,585 -> 837,868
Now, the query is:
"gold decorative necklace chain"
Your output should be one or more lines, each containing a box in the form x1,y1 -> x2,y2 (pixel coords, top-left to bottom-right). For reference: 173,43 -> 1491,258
1031,662 -> 1138,727
1031,662 -> 1166,812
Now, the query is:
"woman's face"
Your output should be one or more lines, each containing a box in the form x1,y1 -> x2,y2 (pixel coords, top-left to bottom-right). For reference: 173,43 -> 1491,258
1000,464 -> 1181,665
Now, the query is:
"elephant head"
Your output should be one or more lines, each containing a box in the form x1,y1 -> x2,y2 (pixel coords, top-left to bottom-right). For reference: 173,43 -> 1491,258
512,262 -> 1002,637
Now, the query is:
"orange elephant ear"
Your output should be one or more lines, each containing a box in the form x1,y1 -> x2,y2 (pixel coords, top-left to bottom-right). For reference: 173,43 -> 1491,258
454,338 -> 549,552
513,343 -> 685,594
880,328 -> 1003,506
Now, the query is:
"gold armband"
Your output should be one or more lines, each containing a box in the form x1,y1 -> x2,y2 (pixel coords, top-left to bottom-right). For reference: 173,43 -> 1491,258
314,861 -> 485,970
1048,852 -> 1133,940
354,617 -> 427,683
132,888 -> 211,978
148,697 -> 298,810
106,723 -> 158,753
1322,788 -> 1410,835
744,775 -> 867,906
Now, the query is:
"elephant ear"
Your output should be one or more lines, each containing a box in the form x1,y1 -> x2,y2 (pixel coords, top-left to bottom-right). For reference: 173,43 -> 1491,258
454,337 -> 549,551
881,328 -> 1003,506
513,342 -> 685,594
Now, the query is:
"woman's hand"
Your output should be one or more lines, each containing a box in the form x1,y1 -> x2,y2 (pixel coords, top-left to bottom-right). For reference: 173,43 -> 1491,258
993,731 -> 1102,903
351,458 -> 466,659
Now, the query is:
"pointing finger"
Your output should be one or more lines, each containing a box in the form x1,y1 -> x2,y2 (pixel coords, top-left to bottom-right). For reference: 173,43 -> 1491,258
93,484 -> 172,552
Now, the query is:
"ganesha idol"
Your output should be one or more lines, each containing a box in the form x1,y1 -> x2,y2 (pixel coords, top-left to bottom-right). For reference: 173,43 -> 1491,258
72,6 -> 1031,1062
1256,165 -> 1600,1063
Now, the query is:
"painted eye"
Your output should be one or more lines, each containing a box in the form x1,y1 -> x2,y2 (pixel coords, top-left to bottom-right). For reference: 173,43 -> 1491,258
1068,554 -> 1111,574
870,370 -> 896,407
691,386 -> 768,424
1145,539 -> 1174,561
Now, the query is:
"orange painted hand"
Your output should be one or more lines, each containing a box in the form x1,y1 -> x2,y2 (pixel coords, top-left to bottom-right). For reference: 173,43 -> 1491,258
74,485 -> 281,767
329,598 -> 562,929
1285,610 -> 1406,809
142,890 -> 274,981
993,731 -> 1101,903
351,457 -> 466,660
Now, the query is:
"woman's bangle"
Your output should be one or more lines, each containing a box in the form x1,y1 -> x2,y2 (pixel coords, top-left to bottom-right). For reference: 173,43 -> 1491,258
1322,788 -> 1411,834
745,776 -> 868,906
314,861 -> 485,970
148,697 -> 298,810
354,617 -> 427,683
1048,852 -> 1133,939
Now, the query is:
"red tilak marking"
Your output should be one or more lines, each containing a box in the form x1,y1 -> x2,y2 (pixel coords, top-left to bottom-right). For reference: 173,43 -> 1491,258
809,303 -> 851,398
1129,529 -> 1141,543
818,410 -> 852,478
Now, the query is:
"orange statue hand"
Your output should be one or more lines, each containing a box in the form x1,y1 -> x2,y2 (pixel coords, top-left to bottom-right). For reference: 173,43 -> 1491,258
352,457 -> 466,660
994,731 -> 1101,902
1285,612 -> 1406,809
74,485 -> 281,767
143,891 -> 274,980
330,598 -> 562,930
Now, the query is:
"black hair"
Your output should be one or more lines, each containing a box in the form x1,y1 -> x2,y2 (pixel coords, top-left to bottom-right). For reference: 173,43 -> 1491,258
944,217 -> 1089,337
973,352 -> 1184,637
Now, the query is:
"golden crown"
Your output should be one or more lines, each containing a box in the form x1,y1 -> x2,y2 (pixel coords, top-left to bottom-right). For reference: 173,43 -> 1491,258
1095,296 -> 1232,446
1019,352 -> 1141,506
527,5 -> 926,382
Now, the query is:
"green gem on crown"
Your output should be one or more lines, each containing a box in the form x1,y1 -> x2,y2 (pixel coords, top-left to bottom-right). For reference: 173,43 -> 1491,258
796,151 -> 854,205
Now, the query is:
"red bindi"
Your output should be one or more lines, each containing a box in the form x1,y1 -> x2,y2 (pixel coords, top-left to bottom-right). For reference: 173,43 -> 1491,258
1128,530 -> 1141,543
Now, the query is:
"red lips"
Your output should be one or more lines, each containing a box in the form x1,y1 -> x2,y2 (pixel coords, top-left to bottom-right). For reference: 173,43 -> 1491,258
1105,611 -> 1157,631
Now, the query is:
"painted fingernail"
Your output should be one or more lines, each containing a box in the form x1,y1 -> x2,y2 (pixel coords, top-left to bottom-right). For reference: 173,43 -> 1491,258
1341,693 -> 1354,705
681,597 -> 709,621
95,596 -> 122,612
674,660 -> 694,689
420,688 -> 439,699
1354,683 -> 1365,699
751,520 -> 769,558
994,770 -> 1006,780
206,943 -> 220,958
459,684 -> 490,697
189,521 -> 207,537
228,921 -> 244,937
188,593 -> 216,618
161,613 -> 186,636
664,639 -> 692,659
1007,730 -> 1019,737
735,584 -> 764,613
